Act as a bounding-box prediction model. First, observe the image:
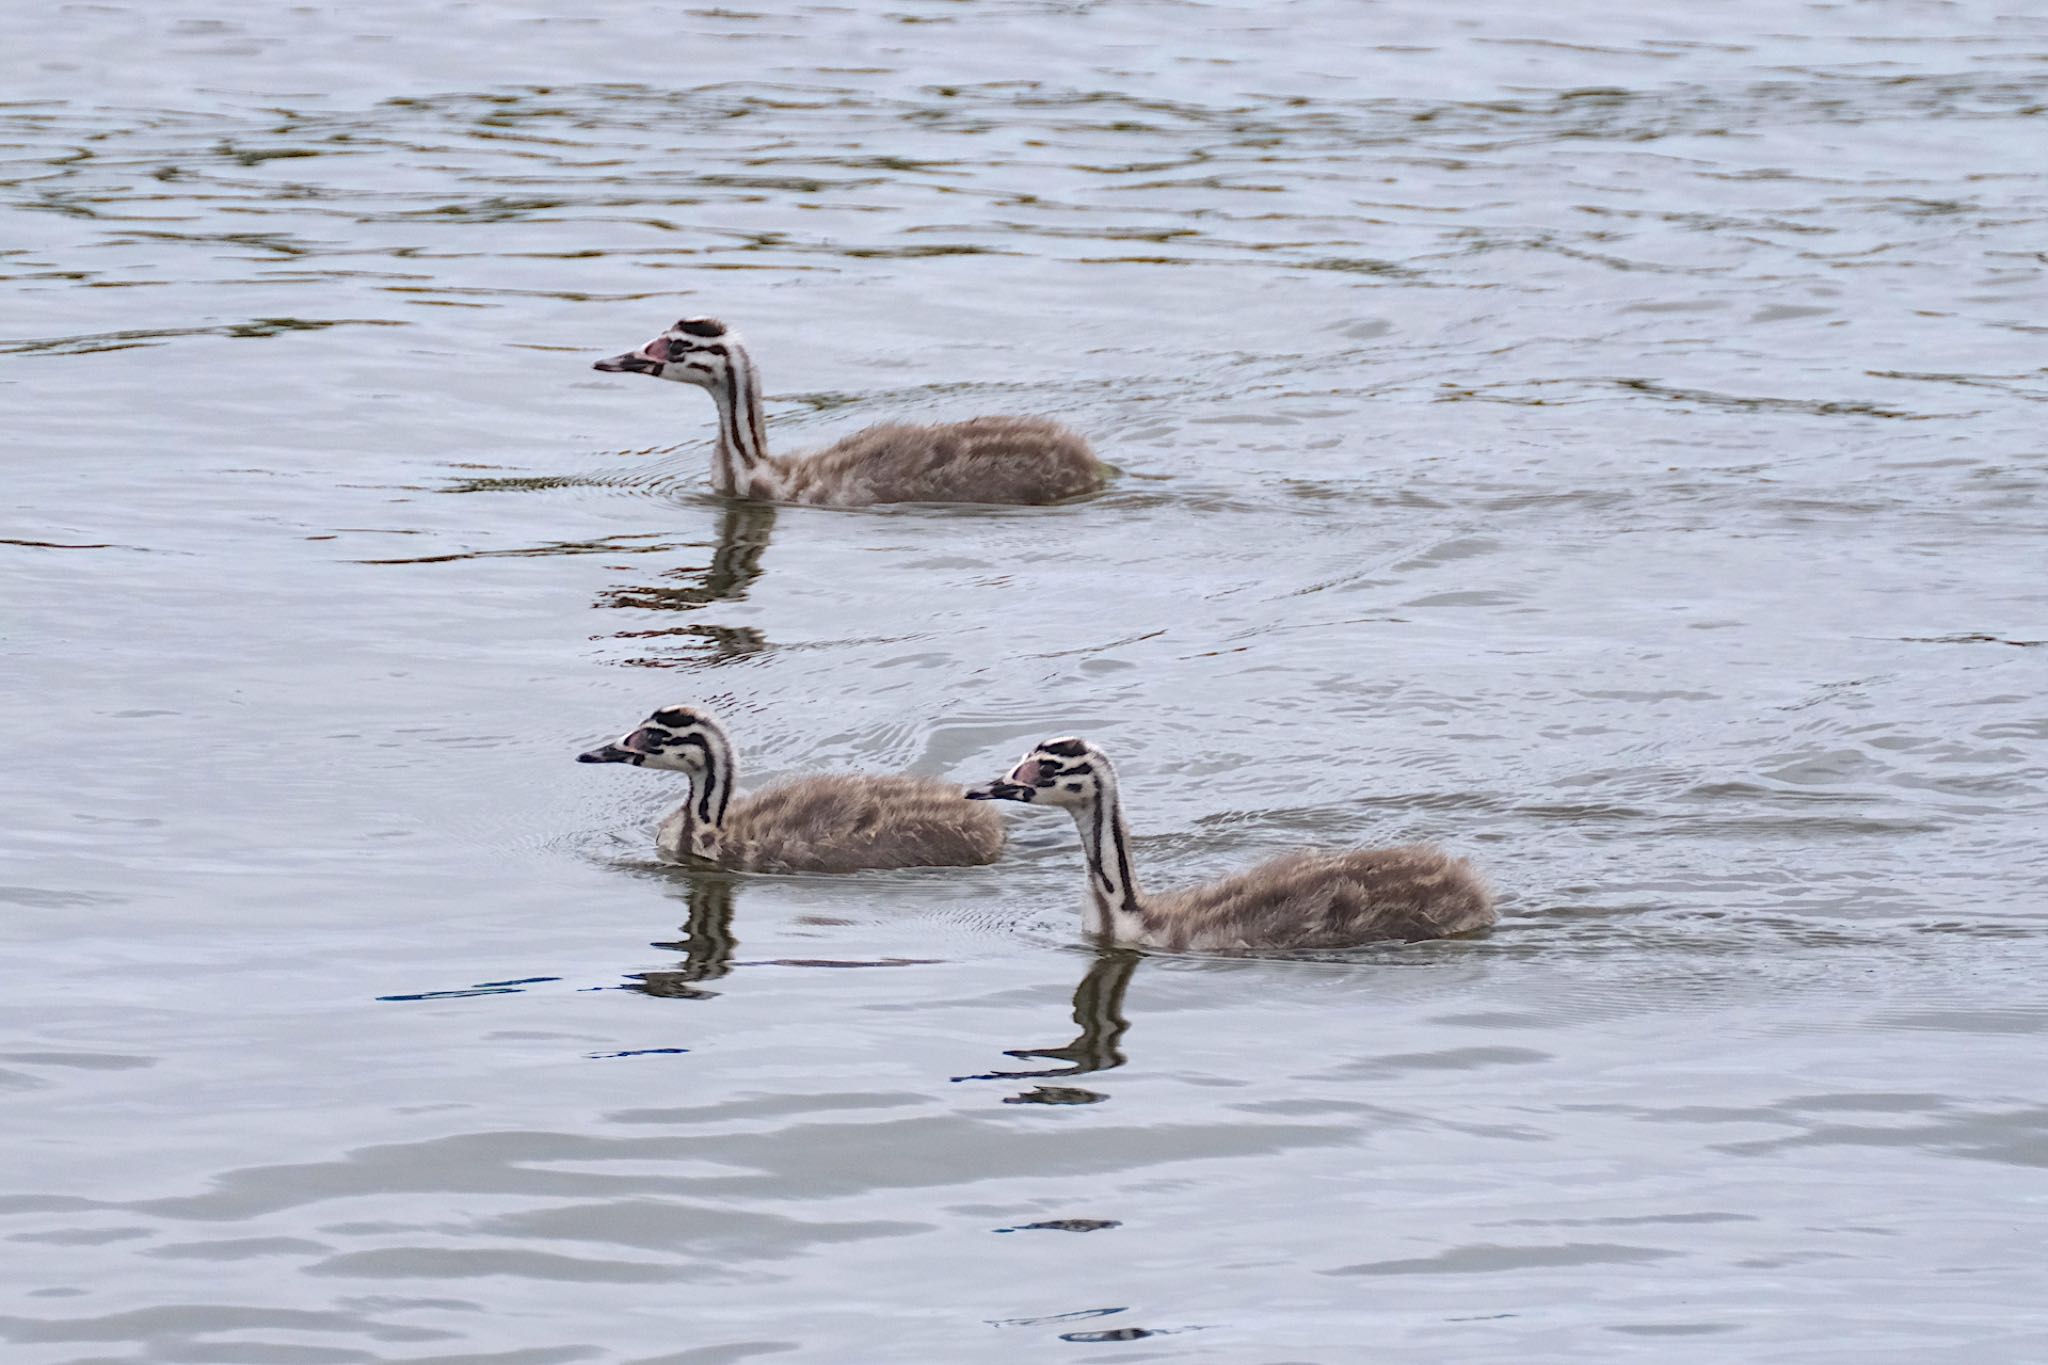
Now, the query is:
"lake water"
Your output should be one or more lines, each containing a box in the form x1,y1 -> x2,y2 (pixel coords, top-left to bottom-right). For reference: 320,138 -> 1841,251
4,1 -> 2046,1360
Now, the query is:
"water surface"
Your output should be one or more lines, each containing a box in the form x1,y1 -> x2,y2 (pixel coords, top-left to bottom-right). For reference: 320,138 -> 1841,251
4,1 -> 2047,1360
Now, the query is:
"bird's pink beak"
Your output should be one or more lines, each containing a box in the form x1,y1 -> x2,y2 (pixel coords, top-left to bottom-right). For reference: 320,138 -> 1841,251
594,337 -> 667,375
964,758 -> 1045,802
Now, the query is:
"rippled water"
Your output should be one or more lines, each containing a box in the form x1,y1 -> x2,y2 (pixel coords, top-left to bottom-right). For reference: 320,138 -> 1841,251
5,1 -> 2047,1360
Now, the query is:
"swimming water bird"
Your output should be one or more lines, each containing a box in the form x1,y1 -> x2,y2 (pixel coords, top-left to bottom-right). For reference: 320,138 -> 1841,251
965,738 -> 1495,951
579,705 -> 1005,872
593,317 -> 1104,506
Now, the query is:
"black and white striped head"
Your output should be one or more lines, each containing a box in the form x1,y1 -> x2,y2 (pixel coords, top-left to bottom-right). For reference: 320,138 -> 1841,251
577,704 -> 727,775
593,317 -> 739,389
965,738 -> 1104,809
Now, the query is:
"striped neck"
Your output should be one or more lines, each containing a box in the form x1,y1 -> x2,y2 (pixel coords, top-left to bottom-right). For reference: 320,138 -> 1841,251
1069,765 -> 1147,941
675,724 -> 737,861
705,342 -> 773,497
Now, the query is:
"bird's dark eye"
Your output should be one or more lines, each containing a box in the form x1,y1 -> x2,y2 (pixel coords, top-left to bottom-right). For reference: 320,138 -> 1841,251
666,339 -> 694,361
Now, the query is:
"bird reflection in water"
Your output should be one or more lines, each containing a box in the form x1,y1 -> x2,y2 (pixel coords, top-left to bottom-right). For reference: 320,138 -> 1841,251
628,875 -> 739,1000
956,949 -> 1140,1106
621,872 -> 943,1000
599,500 -> 776,666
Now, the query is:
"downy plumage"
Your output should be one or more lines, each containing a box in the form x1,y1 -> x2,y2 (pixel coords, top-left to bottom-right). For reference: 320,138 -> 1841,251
966,738 -> 1495,951
594,317 -> 1103,506
582,705 -> 1004,872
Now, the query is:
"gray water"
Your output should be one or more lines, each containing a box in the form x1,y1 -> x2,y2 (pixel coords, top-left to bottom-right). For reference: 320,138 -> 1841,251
4,1 -> 2047,1360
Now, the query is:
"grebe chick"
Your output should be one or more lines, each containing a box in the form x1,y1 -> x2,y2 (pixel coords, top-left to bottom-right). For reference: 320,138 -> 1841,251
966,738 -> 1495,951
582,705 -> 1004,872
593,317 -> 1103,506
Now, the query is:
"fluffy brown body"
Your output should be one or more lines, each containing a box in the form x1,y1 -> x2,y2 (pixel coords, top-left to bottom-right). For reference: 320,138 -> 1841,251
658,774 -> 1005,873
1134,844 -> 1495,952
970,739 -> 1498,952
759,416 -> 1102,507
